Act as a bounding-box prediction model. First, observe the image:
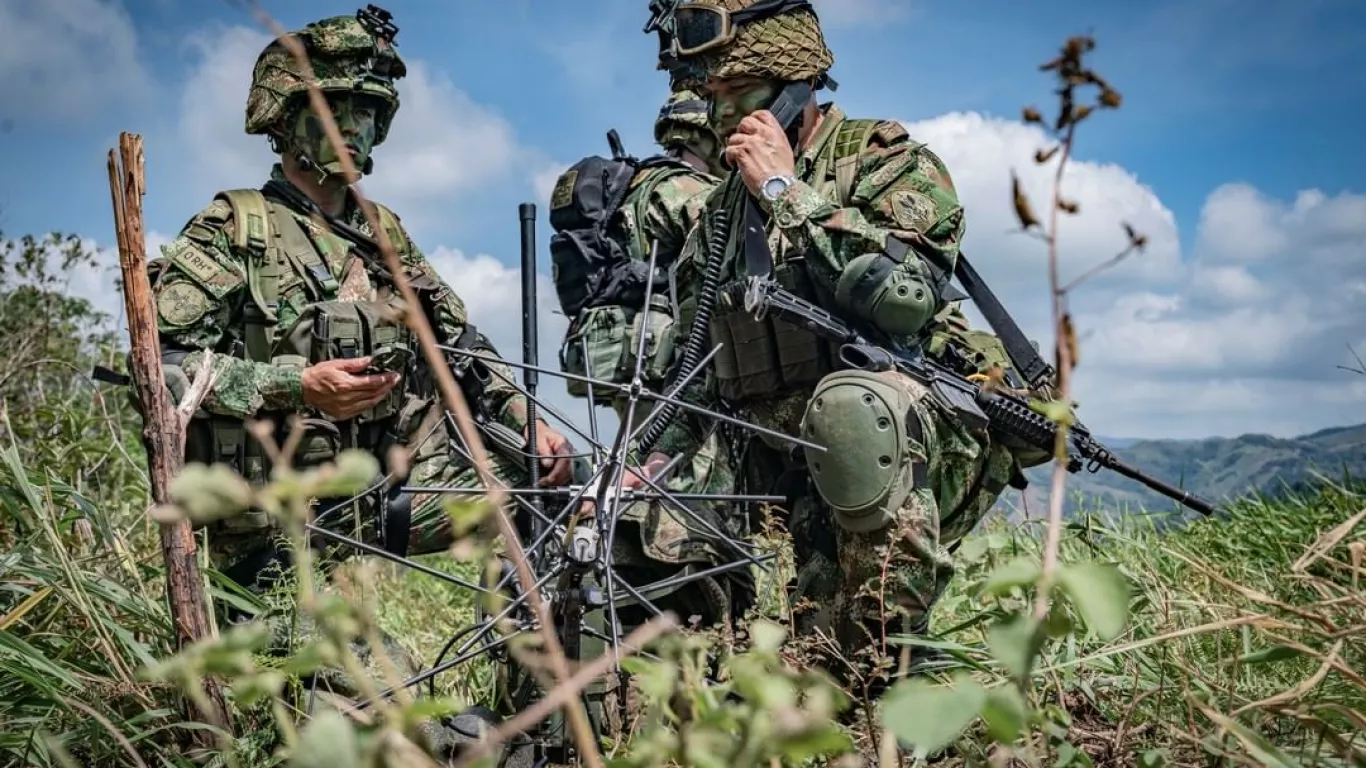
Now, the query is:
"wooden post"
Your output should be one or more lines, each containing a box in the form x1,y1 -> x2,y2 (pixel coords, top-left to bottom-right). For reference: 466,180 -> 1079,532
107,132 -> 231,738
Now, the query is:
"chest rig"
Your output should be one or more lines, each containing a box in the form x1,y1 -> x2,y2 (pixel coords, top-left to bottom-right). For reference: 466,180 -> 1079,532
190,189 -> 418,492
706,117 -> 881,403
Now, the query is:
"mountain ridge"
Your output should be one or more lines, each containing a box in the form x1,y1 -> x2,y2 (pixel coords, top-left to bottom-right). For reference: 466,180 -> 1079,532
992,422 -> 1366,521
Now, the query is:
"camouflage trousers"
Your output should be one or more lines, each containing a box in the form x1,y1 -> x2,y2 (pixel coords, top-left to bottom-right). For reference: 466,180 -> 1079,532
741,372 -> 1018,680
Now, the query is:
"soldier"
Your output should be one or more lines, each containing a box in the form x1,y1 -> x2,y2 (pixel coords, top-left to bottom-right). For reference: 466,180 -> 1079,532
626,0 -> 1052,690
149,8 -> 574,758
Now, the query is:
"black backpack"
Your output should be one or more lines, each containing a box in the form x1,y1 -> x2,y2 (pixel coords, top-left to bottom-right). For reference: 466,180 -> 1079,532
548,130 -> 694,318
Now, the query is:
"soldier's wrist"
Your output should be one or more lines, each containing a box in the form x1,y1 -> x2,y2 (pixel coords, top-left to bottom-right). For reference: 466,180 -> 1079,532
281,364 -> 307,410
768,178 -> 821,231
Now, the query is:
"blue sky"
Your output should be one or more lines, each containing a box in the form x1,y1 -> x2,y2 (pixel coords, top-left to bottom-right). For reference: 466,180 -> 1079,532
1,0 -> 1362,441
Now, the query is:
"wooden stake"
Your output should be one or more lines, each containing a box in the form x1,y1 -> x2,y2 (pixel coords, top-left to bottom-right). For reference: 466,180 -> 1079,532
107,132 -> 231,739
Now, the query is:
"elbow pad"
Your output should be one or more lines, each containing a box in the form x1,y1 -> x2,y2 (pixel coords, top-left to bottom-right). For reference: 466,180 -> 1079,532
834,245 -> 939,338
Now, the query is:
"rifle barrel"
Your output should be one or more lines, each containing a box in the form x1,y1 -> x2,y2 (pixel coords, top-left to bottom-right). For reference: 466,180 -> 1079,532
1092,451 -> 1217,517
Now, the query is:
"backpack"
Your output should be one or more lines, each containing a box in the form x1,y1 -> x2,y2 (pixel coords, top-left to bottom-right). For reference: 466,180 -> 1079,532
547,130 -> 695,318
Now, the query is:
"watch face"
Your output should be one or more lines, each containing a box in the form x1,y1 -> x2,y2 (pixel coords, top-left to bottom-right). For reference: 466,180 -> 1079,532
763,176 -> 789,199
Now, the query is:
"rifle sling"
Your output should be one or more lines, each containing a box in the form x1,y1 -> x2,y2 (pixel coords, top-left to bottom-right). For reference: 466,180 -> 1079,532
951,252 -> 1054,389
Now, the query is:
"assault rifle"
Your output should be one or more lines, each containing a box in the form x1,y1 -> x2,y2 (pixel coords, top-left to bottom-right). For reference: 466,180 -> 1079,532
740,277 -> 1217,517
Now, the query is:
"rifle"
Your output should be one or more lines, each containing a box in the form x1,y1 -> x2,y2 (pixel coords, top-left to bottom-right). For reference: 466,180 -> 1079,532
740,277 -> 1217,517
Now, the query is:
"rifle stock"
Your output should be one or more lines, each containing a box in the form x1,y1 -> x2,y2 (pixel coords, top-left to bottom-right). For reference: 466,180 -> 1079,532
744,277 -> 1217,517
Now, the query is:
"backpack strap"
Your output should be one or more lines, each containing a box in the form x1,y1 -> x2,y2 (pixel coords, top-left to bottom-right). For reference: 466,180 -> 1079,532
830,118 -> 879,207
214,189 -> 281,364
206,189 -> 281,487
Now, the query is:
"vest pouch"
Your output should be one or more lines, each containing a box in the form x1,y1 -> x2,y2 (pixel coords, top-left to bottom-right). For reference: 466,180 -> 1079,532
295,418 -> 343,466
717,308 -> 784,402
626,294 -> 677,384
277,299 -> 412,424
709,299 -> 741,395
771,258 -> 836,392
772,316 -> 834,392
562,304 -> 631,401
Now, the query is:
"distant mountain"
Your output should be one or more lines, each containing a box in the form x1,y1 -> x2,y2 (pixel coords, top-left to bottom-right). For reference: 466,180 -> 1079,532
992,423 -> 1366,522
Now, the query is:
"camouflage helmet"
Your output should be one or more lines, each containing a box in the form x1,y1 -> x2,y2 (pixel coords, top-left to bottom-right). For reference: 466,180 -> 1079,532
654,87 -> 711,147
245,10 -> 407,144
674,0 -> 833,83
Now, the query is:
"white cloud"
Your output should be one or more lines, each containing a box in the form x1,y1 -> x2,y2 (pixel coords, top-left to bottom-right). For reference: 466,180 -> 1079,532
170,24 -> 531,234
425,247 -> 608,445
0,0 -> 153,122
899,111 -> 1365,439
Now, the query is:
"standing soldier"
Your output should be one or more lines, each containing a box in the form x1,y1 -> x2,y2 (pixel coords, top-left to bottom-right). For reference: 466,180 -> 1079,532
547,68 -> 752,633
148,7 -> 574,759
628,0 -> 1053,694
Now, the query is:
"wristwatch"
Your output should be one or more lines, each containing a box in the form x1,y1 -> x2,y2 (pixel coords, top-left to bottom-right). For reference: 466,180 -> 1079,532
760,174 -> 796,202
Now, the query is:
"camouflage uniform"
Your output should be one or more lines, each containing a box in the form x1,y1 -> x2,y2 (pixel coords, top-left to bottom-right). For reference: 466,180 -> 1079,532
552,81 -> 750,630
658,0 -> 1042,672
150,12 -> 533,758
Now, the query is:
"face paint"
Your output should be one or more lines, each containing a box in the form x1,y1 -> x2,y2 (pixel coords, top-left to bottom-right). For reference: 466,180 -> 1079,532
707,78 -> 779,139
288,93 -> 382,176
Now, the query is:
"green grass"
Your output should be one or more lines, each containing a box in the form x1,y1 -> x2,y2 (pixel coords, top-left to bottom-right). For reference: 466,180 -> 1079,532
359,480 -> 1366,765
4,416 -> 1362,767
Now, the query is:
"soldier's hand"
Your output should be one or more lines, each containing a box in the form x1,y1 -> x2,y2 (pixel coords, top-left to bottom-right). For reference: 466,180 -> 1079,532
529,421 -> 574,487
620,452 -> 672,491
301,357 -> 401,420
727,110 -> 796,199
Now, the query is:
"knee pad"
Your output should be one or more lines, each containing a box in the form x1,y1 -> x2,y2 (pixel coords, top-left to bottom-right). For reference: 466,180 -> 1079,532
799,369 -> 928,534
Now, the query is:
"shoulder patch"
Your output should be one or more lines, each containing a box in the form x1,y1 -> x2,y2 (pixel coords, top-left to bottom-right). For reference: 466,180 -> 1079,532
886,189 -> 940,232
162,239 -> 245,299
157,280 -> 214,327
550,170 -> 577,210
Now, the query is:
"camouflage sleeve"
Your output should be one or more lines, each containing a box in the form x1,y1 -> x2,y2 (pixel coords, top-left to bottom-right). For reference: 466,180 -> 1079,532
395,229 -> 530,434
153,201 -> 304,419
641,170 -> 718,267
767,121 -> 966,336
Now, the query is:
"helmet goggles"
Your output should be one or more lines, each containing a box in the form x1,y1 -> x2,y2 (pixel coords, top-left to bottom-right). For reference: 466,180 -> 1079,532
669,0 -> 815,58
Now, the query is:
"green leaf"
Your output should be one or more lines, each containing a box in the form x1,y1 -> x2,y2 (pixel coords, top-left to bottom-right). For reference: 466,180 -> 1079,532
957,536 -> 990,564
981,685 -> 1028,743
1138,749 -> 1168,768
987,614 -> 1042,679
236,670 -> 286,707
1030,398 -> 1074,426
749,619 -> 787,654
981,557 -> 1041,597
169,462 -> 253,524
1043,604 -> 1075,638
880,674 -> 985,757
291,710 -> 359,768
444,498 -> 492,536
1057,562 -> 1130,641
1237,644 -> 1304,665
309,450 -> 380,498
402,696 -> 462,727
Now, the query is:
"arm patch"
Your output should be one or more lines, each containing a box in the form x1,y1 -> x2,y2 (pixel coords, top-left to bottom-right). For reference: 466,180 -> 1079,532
162,239 -> 245,299
156,279 -> 215,327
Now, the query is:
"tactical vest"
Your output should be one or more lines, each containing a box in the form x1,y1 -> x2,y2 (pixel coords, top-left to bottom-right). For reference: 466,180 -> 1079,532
705,118 -> 1035,406
554,159 -> 697,402
707,118 -> 882,403
177,189 -> 419,531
